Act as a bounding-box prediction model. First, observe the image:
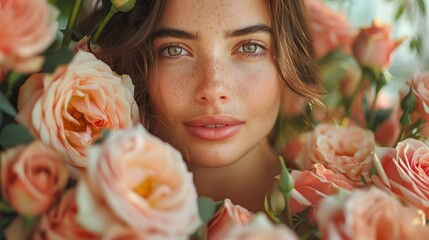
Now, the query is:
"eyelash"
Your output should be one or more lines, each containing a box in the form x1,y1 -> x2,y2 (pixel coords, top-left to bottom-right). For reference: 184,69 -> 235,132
234,41 -> 267,59
157,41 -> 268,61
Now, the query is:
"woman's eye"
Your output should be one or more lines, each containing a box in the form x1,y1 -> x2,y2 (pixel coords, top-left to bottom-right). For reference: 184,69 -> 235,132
160,45 -> 189,57
236,42 -> 266,56
241,43 -> 258,53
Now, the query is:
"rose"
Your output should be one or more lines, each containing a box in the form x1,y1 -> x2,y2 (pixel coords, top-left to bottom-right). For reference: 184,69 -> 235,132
279,87 -> 307,117
352,20 -> 403,70
0,0 -> 59,73
294,123 -> 375,186
224,213 -> 299,240
16,50 -> 140,169
77,124 -> 201,239
207,199 -> 253,240
290,163 -> 354,223
111,0 -> 136,12
350,88 -> 401,147
33,189 -> 101,240
316,187 -> 429,239
410,71 -> 429,137
0,141 -> 69,215
304,0 -> 355,59
372,138 -> 429,217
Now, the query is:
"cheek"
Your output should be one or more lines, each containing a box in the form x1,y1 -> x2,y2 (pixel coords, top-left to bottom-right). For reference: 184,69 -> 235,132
237,65 -> 281,118
148,67 -> 197,117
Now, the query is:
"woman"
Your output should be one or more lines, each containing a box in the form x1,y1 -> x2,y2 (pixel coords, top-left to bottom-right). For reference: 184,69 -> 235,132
92,0 -> 320,212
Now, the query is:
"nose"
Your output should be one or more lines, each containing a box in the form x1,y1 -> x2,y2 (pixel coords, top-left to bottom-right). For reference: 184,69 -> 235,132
195,57 -> 230,105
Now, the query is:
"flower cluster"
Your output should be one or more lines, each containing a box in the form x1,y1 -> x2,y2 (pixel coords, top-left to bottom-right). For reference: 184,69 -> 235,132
1,0 -> 429,239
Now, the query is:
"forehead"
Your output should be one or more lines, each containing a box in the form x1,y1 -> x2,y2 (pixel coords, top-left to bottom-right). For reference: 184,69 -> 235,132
158,0 -> 271,32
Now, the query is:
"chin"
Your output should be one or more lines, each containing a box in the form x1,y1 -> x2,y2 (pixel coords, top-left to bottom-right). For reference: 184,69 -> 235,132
181,144 -> 244,168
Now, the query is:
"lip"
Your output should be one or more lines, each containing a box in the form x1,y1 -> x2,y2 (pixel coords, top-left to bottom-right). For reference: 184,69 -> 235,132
184,115 -> 244,141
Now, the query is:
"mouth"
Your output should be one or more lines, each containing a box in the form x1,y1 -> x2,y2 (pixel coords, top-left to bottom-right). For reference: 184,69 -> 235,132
184,116 -> 244,141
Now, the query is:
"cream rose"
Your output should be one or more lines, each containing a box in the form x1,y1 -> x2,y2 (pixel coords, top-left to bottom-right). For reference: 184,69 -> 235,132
317,187 -> 429,239
77,124 -> 201,239
0,0 -> 59,73
0,141 -> 69,215
304,0 -> 354,59
224,213 -> 299,240
290,163 -> 354,223
16,51 -> 140,169
207,199 -> 253,240
294,123 -> 375,186
373,138 -> 429,217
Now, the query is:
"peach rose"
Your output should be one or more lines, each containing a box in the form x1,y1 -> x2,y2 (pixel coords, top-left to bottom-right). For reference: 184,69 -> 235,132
207,199 -> 253,240
350,88 -> 401,147
77,124 -> 201,239
352,20 -> 403,70
16,50 -> 140,169
224,213 -> 299,240
279,87 -> 307,117
410,71 -> 429,137
290,163 -> 354,223
304,0 -> 355,59
294,123 -> 375,186
317,187 -> 429,240
373,138 -> 429,217
0,0 -> 59,73
0,141 -> 69,215
33,189 -> 101,240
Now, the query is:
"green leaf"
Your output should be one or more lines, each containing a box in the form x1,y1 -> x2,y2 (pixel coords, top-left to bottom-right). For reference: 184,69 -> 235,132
197,197 -> 216,224
264,195 -> 281,224
395,4 -> 405,20
42,47 -> 73,73
370,163 -> 379,177
0,201 -> 16,213
373,108 -> 393,130
0,123 -> 34,149
417,0 -> 426,15
23,215 -> 40,234
0,91 -> 17,117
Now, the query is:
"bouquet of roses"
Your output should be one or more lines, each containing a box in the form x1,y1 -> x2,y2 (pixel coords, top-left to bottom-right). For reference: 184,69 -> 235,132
1,0 -> 429,239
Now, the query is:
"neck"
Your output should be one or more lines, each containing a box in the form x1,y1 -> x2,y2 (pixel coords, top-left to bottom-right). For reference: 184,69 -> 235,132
189,139 -> 280,213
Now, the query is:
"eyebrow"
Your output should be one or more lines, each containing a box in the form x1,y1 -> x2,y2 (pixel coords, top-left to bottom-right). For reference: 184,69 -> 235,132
153,24 -> 272,40
226,24 -> 272,38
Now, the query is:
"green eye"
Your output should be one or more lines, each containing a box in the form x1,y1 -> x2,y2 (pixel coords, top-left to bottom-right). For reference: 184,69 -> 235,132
167,46 -> 183,56
242,43 -> 257,53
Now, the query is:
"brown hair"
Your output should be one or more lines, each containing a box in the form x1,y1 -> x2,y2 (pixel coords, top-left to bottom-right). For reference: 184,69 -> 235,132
84,0 -> 320,129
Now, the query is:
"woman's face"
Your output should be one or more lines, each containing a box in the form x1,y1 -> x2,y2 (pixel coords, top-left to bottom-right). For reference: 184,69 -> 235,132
148,0 -> 281,167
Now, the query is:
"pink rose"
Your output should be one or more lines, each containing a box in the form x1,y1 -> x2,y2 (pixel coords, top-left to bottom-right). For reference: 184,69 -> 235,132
294,123 -> 375,186
0,141 -> 69,215
281,135 -> 305,167
16,51 -> 140,169
352,20 -> 403,70
290,163 -> 354,223
304,0 -> 355,58
410,71 -> 429,137
207,199 -> 253,240
0,0 -> 59,73
224,213 -> 299,240
77,124 -> 201,239
373,138 -> 429,216
33,189 -> 101,240
317,187 -> 429,240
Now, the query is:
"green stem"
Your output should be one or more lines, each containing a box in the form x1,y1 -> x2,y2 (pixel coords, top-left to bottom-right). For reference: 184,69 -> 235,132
91,8 -> 118,44
344,72 -> 365,117
367,88 -> 380,131
281,192 -> 293,229
62,0 -> 84,47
